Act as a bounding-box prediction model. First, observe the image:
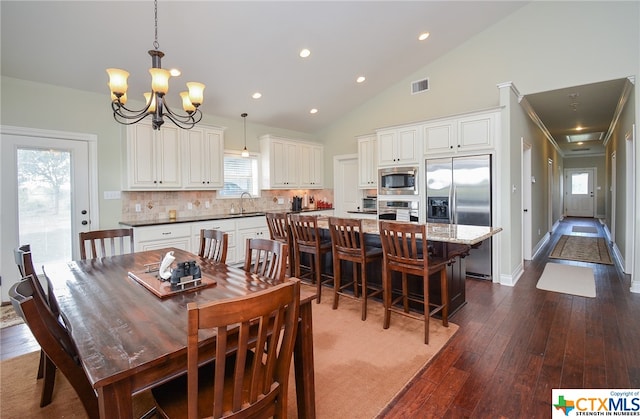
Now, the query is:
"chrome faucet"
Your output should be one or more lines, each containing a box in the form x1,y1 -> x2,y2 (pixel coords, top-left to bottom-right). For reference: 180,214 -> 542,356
240,192 -> 252,214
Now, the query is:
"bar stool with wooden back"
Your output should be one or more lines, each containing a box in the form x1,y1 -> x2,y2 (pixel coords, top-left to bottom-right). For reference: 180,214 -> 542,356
198,229 -> 228,264
289,213 -> 333,303
378,221 -> 449,344
327,217 -> 383,321
265,212 -> 292,275
79,228 -> 134,259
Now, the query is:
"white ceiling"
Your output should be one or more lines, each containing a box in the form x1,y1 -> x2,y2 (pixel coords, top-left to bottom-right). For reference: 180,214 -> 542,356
1,1 -> 528,134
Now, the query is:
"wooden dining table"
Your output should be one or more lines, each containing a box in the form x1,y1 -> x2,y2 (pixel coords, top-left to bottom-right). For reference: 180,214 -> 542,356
44,247 -> 317,419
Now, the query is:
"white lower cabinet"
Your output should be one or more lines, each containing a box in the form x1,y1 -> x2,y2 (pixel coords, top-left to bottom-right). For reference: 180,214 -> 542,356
190,219 -> 237,263
134,224 -> 192,252
236,217 -> 270,265
130,215 -> 270,265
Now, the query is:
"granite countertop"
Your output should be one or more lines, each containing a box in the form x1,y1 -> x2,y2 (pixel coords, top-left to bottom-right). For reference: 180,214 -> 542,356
120,208 -> 334,228
316,217 -> 502,245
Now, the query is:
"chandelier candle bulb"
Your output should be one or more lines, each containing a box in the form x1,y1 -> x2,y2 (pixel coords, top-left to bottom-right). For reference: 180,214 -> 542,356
149,68 -> 170,95
106,68 -> 129,96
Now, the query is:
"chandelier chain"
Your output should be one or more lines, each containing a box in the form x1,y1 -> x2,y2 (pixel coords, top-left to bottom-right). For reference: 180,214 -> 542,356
153,0 -> 159,50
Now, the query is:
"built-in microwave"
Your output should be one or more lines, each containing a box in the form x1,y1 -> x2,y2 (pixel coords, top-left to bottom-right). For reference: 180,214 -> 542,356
378,166 -> 418,195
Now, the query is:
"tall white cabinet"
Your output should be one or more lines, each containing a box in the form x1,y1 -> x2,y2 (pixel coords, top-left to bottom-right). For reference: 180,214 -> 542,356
357,135 -> 378,188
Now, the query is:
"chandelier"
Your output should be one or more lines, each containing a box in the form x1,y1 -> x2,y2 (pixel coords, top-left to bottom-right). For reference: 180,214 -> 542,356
106,0 -> 205,130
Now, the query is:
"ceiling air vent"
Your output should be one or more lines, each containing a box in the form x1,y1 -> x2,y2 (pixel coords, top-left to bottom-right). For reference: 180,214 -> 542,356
411,78 -> 429,95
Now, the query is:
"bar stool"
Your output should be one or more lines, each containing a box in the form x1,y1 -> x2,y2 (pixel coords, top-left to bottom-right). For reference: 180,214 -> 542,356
327,217 -> 383,321
289,213 -> 333,303
378,220 -> 449,344
265,212 -> 293,276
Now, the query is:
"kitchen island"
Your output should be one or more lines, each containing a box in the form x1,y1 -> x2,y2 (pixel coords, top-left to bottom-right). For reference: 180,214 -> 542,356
316,217 -> 502,317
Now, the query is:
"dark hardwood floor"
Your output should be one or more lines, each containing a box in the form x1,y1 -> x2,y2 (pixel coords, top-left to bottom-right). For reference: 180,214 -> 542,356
380,217 -> 640,418
2,217 -> 638,418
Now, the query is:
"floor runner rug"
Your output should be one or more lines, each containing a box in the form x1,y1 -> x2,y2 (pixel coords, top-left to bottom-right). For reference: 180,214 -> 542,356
549,235 -> 613,265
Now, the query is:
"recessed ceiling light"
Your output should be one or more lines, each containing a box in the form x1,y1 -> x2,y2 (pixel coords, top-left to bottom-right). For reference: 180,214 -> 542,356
576,126 -> 583,131
418,32 -> 430,41
252,92 -> 262,99
356,76 -> 366,83
299,48 -> 311,58
169,68 -> 181,77
309,108 -> 318,114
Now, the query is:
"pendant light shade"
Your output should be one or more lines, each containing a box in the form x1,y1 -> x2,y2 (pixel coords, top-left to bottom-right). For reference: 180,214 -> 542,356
241,113 -> 250,157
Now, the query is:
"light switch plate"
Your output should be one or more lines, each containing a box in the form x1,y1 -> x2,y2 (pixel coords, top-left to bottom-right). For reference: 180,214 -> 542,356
104,190 -> 121,200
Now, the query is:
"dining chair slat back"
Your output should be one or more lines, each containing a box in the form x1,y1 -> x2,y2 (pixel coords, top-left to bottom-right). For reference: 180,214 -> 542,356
79,228 -> 134,259
243,238 -> 288,282
151,279 -> 301,419
198,229 -> 228,264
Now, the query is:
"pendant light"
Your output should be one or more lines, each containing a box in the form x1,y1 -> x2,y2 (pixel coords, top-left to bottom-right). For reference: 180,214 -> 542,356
241,113 -> 250,157
106,0 -> 205,130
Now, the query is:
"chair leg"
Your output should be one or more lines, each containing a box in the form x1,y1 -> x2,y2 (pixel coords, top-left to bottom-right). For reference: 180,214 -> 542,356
402,273 -> 409,313
423,274 -> 430,345
440,269 -> 449,327
314,254 -> 322,304
40,355 -> 57,407
383,268 -> 391,329
360,262 -> 367,321
37,349 -> 45,379
333,256 -> 341,310
352,263 -> 359,298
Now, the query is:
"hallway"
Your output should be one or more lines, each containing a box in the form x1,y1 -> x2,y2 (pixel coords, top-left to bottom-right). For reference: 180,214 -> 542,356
382,217 -> 640,418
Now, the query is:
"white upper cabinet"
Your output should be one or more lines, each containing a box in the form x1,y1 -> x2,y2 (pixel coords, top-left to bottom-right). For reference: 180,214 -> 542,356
377,126 -> 419,167
357,135 -> 377,188
299,143 -> 324,188
124,122 -> 181,189
124,122 -> 225,190
424,110 -> 498,156
182,125 -> 225,189
260,135 -> 324,189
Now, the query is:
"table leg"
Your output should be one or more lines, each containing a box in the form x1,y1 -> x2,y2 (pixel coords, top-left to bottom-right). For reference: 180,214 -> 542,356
294,301 -> 316,418
97,379 -> 133,419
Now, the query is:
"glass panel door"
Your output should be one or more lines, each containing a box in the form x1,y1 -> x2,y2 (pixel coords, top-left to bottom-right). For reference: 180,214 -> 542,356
17,147 -> 73,270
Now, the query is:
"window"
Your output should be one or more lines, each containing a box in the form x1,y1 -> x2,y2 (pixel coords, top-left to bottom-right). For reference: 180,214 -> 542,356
220,152 -> 260,198
571,172 -> 589,195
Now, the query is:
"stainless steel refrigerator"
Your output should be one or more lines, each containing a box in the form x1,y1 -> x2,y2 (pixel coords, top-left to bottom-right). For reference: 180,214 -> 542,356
426,154 -> 492,279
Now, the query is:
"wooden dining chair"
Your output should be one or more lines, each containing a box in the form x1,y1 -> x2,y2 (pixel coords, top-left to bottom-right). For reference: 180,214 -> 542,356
13,244 -> 62,406
79,228 -> 134,259
243,238 -> 288,282
13,274 -> 100,419
151,279 -> 300,419
379,221 -> 449,344
289,213 -> 333,303
327,217 -> 383,321
265,212 -> 292,275
198,229 -> 229,264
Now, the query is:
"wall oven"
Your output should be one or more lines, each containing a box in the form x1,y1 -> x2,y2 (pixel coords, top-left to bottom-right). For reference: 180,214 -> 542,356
378,166 -> 418,196
378,199 -> 419,222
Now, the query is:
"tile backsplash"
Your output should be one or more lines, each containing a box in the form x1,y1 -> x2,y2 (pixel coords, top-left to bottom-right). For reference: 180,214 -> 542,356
121,189 -> 334,222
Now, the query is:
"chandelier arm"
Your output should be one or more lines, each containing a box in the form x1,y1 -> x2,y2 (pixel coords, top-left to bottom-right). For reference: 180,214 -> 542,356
111,98 -> 153,116
162,110 -> 202,130
161,96 -> 202,123
112,113 -> 153,126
